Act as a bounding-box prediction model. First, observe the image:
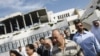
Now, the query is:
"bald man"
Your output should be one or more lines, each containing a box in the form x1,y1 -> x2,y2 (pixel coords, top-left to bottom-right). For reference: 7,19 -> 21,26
52,29 -> 84,56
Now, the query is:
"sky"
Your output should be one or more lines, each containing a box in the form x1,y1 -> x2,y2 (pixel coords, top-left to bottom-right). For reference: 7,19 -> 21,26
0,0 -> 91,18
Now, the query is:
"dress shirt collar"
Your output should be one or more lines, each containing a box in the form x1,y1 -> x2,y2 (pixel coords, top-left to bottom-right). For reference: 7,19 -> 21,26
76,30 -> 87,36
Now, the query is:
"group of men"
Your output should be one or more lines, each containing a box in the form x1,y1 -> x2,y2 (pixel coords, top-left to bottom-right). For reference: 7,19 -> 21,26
13,19 -> 100,56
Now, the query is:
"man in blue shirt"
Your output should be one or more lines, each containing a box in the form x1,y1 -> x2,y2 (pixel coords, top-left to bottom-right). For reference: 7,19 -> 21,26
73,19 -> 100,56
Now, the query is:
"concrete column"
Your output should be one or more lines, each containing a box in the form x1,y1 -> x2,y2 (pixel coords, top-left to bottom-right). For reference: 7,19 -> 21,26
36,12 -> 41,24
9,21 -> 13,32
22,15 -> 26,28
4,24 -> 7,34
29,14 -> 33,25
36,12 -> 39,18
16,19 -> 20,30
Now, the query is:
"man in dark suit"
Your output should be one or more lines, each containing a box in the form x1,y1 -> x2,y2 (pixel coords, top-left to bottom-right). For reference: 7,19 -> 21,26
37,37 -> 45,56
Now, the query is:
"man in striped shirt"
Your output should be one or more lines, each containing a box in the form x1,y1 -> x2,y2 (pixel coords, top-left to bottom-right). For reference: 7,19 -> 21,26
52,29 -> 83,56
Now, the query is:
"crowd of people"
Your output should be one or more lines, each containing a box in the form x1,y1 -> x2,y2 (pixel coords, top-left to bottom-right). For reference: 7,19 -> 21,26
9,19 -> 100,56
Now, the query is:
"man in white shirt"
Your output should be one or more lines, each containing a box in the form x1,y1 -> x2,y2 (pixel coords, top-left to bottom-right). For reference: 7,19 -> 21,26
91,20 -> 100,43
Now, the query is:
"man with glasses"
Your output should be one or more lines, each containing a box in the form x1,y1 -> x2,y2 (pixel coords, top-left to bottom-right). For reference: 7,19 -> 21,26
73,19 -> 100,56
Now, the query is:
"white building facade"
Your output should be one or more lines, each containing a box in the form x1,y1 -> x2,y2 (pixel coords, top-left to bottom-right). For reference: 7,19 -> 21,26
0,8 -> 85,54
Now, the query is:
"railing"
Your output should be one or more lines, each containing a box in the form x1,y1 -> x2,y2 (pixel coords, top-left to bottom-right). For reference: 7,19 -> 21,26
0,26 -> 68,53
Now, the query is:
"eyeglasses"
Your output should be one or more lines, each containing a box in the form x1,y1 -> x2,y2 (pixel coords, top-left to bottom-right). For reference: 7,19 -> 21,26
76,25 -> 83,27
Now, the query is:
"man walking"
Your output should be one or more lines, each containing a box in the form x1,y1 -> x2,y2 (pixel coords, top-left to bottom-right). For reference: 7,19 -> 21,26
91,20 -> 100,43
73,19 -> 100,56
52,29 -> 83,56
